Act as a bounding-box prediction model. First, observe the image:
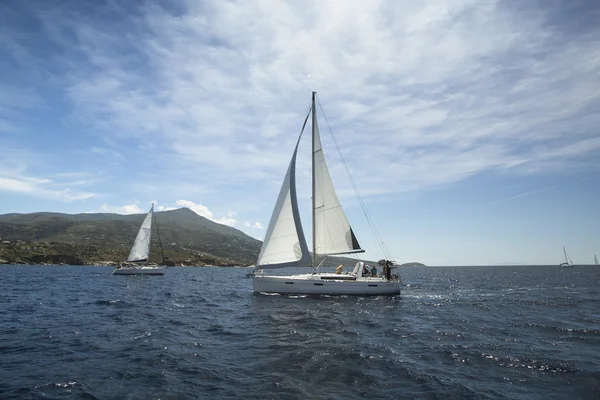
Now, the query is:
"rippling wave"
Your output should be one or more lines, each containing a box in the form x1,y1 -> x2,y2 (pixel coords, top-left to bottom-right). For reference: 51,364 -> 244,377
0,265 -> 599,399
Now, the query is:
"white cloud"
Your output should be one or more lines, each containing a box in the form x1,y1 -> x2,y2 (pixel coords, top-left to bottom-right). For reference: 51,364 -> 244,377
122,203 -> 143,214
155,205 -> 176,212
89,200 -> 237,226
175,200 -> 237,226
252,222 -> 264,229
0,0 -> 596,223
98,202 -> 144,214
93,201 -> 179,214
216,211 -> 237,227
0,174 -> 96,202
38,0 -> 597,199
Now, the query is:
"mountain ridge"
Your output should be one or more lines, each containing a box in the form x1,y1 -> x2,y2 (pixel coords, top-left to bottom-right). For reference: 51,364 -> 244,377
0,208 -> 376,268
0,208 -> 261,266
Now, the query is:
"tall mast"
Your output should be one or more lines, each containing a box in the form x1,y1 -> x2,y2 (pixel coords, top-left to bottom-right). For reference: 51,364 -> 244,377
311,91 -> 317,269
153,204 -> 166,265
147,204 -> 154,266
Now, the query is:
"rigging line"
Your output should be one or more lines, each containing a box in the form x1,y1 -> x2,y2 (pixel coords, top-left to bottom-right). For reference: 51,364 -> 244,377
315,96 -> 394,261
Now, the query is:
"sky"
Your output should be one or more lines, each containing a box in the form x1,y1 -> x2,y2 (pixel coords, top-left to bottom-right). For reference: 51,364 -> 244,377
1,0 -> 599,266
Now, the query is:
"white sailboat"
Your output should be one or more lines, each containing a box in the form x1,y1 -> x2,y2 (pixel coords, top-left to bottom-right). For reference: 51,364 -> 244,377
595,255 -> 598,266
251,92 -> 401,295
113,204 -> 166,275
559,246 -> 574,268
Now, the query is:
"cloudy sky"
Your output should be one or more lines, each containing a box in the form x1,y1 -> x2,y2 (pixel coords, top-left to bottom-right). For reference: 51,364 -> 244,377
1,0 -> 599,265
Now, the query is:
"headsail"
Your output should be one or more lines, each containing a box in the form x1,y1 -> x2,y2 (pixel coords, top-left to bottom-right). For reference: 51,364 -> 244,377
312,98 -> 363,256
257,119 -> 311,269
127,205 -> 153,262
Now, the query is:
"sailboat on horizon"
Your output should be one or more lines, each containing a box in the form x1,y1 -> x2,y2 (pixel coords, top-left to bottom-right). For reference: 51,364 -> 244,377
113,204 -> 166,275
559,246 -> 574,268
595,255 -> 598,266
250,92 -> 401,295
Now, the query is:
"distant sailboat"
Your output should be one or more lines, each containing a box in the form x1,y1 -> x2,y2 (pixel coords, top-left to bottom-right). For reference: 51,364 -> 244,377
251,92 -> 401,295
559,246 -> 574,268
113,204 -> 166,275
595,255 -> 598,266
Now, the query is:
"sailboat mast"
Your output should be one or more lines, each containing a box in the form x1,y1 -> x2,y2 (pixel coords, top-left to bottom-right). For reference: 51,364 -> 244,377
311,91 -> 317,269
146,205 -> 154,266
153,205 -> 166,264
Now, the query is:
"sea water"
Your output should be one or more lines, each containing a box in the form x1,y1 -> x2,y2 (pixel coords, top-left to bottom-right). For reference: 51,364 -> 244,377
0,265 -> 598,399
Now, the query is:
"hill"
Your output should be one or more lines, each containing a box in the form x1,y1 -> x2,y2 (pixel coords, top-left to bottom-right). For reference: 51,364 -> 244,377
399,262 -> 427,267
0,208 -> 260,266
0,208 -> 377,267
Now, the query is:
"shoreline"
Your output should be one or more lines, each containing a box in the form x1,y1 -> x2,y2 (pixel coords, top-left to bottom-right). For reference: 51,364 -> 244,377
0,262 -> 250,268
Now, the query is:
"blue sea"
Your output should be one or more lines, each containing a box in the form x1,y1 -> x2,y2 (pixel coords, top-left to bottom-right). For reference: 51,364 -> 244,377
0,265 -> 598,399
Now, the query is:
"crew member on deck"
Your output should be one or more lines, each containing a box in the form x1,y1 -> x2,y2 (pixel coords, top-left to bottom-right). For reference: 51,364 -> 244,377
371,265 -> 377,277
384,261 -> 392,280
335,264 -> 343,274
363,264 -> 369,277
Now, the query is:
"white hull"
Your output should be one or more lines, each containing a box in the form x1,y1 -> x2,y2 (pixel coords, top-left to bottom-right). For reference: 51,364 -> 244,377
113,266 -> 166,275
252,273 -> 401,296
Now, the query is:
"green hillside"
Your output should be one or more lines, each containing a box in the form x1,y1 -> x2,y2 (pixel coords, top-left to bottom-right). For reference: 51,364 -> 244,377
0,208 -> 261,266
0,208 -> 378,267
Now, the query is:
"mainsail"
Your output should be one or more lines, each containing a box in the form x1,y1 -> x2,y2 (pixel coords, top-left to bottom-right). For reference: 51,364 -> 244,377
127,206 -> 153,262
312,101 -> 362,256
256,120 -> 311,269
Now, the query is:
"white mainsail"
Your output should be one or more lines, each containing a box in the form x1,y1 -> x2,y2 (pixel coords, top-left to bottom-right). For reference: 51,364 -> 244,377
127,205 -> 153,262
257,135 -> 311,269
595,255 -> 598,266
312,106 -> 362,256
